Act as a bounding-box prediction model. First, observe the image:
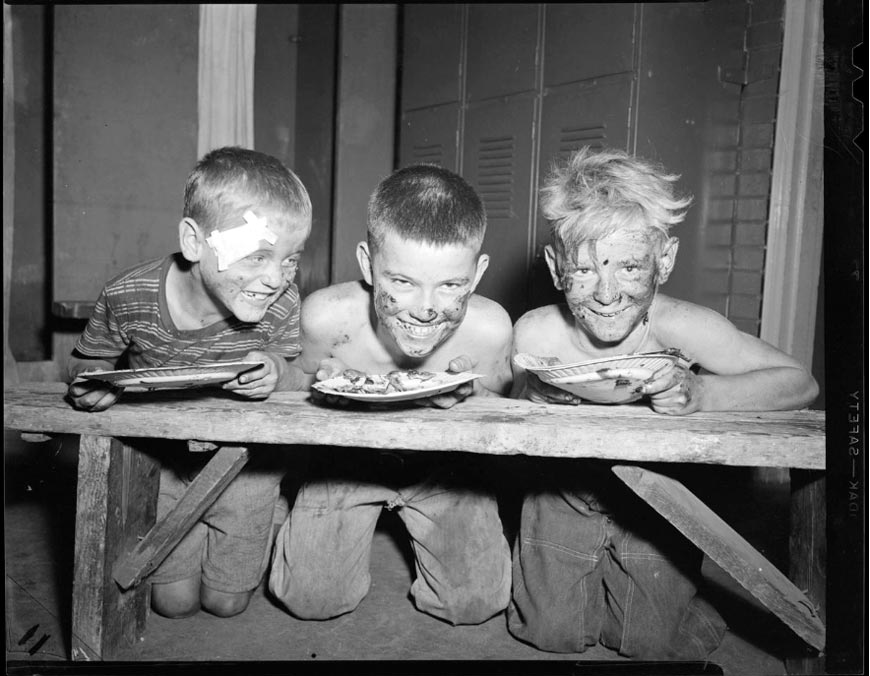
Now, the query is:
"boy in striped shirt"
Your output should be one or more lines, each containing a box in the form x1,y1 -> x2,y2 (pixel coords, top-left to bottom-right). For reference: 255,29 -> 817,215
67,146 -> 312,619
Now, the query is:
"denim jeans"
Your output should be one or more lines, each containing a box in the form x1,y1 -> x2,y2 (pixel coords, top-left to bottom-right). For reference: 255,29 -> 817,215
269,449 -> 511,625
150,444 -> 285,593
508,460 -> 726,659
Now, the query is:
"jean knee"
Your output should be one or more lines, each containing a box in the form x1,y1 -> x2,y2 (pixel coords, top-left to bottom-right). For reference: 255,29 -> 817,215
414,561 -> 510,626
272,563 -> 369,620
282,582 -> 365,620
440,591 -> 507,625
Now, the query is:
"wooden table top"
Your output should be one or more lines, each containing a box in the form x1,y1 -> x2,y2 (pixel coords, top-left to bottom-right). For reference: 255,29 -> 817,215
4,382 -> 825,469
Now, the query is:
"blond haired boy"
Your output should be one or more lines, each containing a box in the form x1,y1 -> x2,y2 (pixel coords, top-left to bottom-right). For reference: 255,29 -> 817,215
508,147 -> 818,658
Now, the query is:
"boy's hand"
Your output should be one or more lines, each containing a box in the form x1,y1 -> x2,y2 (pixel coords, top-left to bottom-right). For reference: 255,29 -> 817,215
315,357 -> 348,382
638,362 -> 703,415
310,358 -> 353,406
521,371 -> 584,406
66,377 -> 124,412
415,355 -> 476,409
223,351 -> 281,399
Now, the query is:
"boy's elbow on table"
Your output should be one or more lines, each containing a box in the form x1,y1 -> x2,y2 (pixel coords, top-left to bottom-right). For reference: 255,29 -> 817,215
701,366 -> 819,412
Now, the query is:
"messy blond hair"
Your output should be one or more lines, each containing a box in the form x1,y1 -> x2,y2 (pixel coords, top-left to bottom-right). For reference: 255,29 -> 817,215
541,147 -> 692,258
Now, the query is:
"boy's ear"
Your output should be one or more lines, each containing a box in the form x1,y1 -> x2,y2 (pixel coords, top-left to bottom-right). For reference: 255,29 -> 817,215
179,218 -> 206,263
543,244 -> 564,291
657,236 -> 679,284
470,253 -> 490,290
356,241 -> 374,285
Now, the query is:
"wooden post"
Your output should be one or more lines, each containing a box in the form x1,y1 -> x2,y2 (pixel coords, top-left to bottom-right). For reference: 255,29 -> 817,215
785,469 -> 826,674
71,435 -> 159,661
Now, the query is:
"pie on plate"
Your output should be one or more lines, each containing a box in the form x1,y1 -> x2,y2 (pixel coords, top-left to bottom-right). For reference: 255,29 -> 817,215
312,369 -> 483,402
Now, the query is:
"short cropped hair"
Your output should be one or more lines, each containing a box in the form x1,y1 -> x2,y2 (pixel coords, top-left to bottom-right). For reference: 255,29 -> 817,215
367,164 -> 486,253
183,146 -> 312,233
541,147 -> 692,256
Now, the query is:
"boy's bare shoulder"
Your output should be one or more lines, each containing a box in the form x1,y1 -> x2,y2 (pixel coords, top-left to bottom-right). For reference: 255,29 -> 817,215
652,293 -> 738,342
514,304 -> 569,335
653,293 -> 726,325
465,294 -> 513,339
302,281 -> 369,334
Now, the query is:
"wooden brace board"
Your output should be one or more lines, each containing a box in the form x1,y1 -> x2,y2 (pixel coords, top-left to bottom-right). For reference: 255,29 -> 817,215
611,464 -> 825,652
112,445 -> 250,590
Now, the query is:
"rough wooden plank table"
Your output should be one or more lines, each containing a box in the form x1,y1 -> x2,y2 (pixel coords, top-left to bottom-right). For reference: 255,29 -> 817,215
4,383 -> 826,670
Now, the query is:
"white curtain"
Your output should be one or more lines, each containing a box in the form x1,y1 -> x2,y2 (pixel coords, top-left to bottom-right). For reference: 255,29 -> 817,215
197,4 -> 257,156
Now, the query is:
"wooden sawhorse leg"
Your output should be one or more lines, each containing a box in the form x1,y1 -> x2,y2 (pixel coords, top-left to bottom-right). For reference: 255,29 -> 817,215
786,469 -> 826,675
71,436 -> 249,660
611,464 -> 826,672
72,434 -> 160,661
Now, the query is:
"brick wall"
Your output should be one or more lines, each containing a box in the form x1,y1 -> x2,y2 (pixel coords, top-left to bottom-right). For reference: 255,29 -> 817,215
703,0 -> 784,336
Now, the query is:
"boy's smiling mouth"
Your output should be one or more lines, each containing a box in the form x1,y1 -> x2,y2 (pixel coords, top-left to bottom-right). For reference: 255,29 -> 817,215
242,290 -> 274,302
587,307 -> 628,318
398,320 -> 442,337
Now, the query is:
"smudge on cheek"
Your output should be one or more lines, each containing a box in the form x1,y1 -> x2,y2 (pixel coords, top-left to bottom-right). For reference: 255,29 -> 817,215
442,292 -> 470,322
374,288 -> 401,317
566,298 -> 587,318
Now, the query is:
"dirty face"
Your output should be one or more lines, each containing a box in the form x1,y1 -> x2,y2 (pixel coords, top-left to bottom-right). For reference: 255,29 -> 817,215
359,232 -> 488,358
197,207 -> 310,323
546,226 -> 677,345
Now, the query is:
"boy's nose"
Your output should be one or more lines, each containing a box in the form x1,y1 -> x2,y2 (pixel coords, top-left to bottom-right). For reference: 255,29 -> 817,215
260,261 -> 284,288
410,306 -> 438,322
593,275 -> 621,305
408,291 -> 438,321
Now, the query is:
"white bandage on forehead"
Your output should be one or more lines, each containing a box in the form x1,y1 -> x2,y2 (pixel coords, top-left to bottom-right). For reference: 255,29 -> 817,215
206,210 -> 278,271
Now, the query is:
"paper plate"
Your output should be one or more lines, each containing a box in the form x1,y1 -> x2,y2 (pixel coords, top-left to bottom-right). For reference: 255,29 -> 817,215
312,371 -> 483,403
78,361 -> 265,390
514,349 -> 691,404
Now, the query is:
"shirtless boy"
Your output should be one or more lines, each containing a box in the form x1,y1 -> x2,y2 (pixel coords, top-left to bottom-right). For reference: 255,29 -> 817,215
508,146 -> 818,658
269,164 -> 513,625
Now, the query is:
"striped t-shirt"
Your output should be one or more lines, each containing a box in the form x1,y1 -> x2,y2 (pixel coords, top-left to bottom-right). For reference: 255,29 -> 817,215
74,255 -> 301,369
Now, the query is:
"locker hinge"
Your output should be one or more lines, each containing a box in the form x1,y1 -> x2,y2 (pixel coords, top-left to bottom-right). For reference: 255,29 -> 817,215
719,64 -> 748,86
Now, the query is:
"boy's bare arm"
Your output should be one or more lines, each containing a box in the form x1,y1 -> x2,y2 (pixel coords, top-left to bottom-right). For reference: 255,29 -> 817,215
642,301 -> 819,414
510,309 -> 582,405
276,356 -> 315,391
297,289 -> 347,379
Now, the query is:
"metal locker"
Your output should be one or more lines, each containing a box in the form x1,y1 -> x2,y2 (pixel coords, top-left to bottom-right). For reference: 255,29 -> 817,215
543,3 -> 636,87
466,4 -> 539,102
401,4 -> 463,111
461,93 -> 536,320
398,103 -> 461,172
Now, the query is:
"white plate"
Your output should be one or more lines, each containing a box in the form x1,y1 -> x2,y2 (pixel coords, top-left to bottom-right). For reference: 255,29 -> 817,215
312,371 -> 484,403
514,349 -> 692,404
78,361 -> 265,390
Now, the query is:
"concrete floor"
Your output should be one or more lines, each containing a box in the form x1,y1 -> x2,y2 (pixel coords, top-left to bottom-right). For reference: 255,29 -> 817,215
5,429 -> 807,674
